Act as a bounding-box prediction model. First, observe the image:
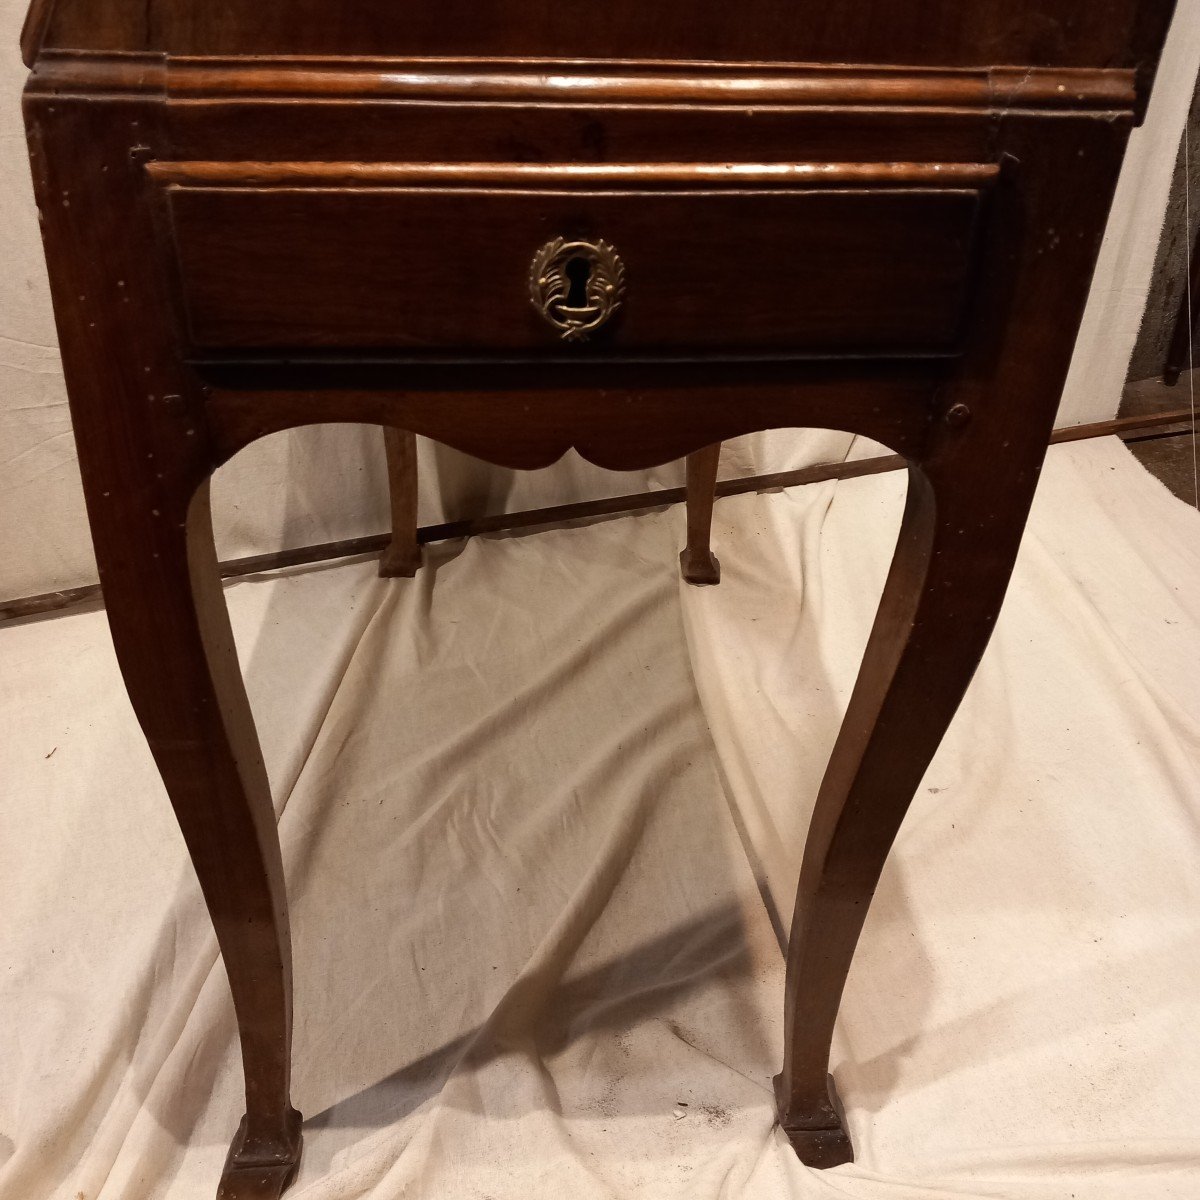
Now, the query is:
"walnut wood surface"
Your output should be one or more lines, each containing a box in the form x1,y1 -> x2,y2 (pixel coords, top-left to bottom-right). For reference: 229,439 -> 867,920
379,428 -> 422,579
26,54 -> 1142,116
149,160 -> 1002,188
31,0 -> 1174,74
25,92 -> 302,1200
166,185 -> 986,355
197,360 -> 938,471
680,444 -> 722,586
22,2 -> 1175,1194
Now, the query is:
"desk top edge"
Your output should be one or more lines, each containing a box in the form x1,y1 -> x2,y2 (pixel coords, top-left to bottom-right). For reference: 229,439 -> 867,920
23,0 -> 1179,81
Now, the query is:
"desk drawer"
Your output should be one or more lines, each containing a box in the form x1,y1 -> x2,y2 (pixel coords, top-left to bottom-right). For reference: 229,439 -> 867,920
156,162 -> 995,358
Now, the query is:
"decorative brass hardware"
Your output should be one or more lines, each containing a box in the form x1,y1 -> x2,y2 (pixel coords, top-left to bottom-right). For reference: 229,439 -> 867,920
529,237 -> 625,342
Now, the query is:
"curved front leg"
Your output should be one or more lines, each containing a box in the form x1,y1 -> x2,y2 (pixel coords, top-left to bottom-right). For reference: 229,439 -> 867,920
28,91 -> 304,1198
776,441 -> 1042,1165
95,475 -> 302,1199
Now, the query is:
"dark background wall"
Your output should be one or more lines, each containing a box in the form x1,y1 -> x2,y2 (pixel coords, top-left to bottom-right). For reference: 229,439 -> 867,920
1127,69 -> 1200,383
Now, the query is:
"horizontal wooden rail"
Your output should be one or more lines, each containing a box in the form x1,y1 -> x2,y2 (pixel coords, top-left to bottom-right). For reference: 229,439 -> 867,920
28,53 -> 1137,114
148,160 -> 1000,190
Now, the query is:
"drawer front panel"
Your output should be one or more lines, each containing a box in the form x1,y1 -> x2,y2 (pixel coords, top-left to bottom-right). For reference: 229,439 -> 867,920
164,174 -> 989,358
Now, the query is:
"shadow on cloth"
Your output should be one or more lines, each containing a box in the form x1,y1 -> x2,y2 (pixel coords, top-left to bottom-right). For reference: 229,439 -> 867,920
304,900 -> 753,1133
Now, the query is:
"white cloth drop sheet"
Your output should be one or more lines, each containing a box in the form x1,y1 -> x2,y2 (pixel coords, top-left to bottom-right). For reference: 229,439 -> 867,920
1,438 -> 1199,1199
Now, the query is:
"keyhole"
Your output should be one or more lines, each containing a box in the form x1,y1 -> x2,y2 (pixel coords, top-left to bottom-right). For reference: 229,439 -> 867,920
564,256 -> 591,307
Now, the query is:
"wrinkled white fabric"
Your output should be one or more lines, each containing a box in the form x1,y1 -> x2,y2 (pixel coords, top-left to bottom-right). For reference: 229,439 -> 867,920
1,439 -> 1198,1199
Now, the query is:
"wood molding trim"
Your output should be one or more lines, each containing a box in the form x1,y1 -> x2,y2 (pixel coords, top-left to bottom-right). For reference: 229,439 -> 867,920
27,53 -> 1137,113
146,159 -> 1002,190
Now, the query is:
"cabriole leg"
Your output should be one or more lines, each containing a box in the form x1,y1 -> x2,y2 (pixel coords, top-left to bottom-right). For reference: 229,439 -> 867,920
29,90 -> 304,1200
776,446 -> 1040,1165
94,474 -> 302,1199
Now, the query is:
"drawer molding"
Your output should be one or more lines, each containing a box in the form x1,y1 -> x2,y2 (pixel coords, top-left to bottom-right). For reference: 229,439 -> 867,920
147,159 -> 1001,191
28,51 -> 1137,116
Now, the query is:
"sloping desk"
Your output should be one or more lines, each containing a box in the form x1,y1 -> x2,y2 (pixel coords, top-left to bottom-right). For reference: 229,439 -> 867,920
21,1 -> 1176,1195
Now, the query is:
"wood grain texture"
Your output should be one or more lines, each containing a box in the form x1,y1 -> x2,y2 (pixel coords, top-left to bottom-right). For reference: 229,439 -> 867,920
25,53 -> 1141,117
680,444 -> 721,585
379,427 -> 422,578
197,360 -> 941,472
25,91 -> 302,1198
20,1 -> 1174,1193
775,111 -> 1132,1161
148,160 -> 1001,188
34,0 -> 1176,72
154,105 -> 1001,194
155,61 -> 1135,109
165,185 -> 987,355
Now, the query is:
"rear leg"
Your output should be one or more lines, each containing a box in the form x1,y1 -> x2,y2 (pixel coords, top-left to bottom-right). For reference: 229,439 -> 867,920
680,442 -> 722,585
379,427 -> 422,578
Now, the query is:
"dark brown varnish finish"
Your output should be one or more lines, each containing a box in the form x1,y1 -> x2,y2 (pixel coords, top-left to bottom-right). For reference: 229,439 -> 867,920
166,181 -> 989,354
30,0 -> 1173,74
21,1 -> 1176,1195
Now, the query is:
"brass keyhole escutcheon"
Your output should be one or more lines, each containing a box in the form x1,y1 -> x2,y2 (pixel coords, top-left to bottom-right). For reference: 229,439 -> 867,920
529,237 -> 626,342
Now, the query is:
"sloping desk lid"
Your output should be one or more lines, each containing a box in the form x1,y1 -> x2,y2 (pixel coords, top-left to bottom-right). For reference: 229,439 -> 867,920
21,0 -> 1177,74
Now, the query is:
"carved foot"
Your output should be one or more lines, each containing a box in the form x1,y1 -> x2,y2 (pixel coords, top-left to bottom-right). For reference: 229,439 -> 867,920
217,1109 -> 303,1200
378,543 -> 422,578
679,549 -> 721,586
774,1074 -> 853,1169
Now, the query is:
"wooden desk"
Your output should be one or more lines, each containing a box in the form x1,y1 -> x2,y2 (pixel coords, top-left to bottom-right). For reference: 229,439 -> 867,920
21,2 -> 1176,1195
